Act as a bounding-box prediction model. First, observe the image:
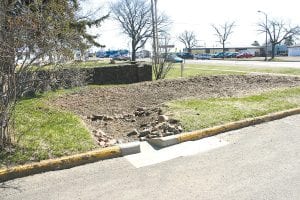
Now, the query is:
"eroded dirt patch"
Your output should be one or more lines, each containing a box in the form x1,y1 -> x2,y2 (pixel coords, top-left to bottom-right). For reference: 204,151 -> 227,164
50,74 -> 300,146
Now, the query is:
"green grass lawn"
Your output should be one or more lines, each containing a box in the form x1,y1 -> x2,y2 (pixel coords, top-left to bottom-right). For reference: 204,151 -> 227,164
33,59 -> 134,71
164,63 -> 300,79
40,60 -> 112,70
62,59 -> 136,69
64,60 -> 111,68
0,89 -> 97,168
164,64 -> 245,79
166,87 -> 300,132
186,64 -> 300,75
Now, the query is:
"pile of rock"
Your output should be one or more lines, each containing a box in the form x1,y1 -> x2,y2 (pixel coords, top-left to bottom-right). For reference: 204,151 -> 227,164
88,107 -> 183,146
87,107 -> 160,123
87,114 -> 114,121
92,129 -> 118,148
117,113 -> 137,122
127,114 -> 183,140
134,107 -> 151,117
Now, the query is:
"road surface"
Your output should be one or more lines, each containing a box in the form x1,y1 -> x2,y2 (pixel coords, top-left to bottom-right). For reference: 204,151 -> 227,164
186,59 -> 300,69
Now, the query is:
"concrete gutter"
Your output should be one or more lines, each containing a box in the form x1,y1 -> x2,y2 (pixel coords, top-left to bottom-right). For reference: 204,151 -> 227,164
0,142 -> 140,182
148,107 -> 300,147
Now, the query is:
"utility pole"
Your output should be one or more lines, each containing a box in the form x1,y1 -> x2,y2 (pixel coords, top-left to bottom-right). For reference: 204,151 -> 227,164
154,0 -> 159,61
151,0 -> 160,79
150,0 -> 155,66
258,10 -> 268,61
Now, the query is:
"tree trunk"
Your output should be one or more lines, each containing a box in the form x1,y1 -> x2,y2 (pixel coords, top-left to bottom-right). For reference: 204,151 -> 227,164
0,3 -> 16,149
0,75 -> 11,149
131,40 -> 137,61
0,54 -> 16,149
222,42 -> 225,59
271,44 -> 276,59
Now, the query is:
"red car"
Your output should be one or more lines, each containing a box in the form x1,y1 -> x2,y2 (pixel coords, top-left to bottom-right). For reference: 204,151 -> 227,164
236,52 -> 253,58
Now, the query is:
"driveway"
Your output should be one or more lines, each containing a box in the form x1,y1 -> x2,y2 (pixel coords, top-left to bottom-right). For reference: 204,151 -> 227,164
1,114 -> 300,200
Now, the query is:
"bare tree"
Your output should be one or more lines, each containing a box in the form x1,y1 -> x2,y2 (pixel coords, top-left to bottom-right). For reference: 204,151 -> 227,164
151,0 -> 159,78
0,0 -> 108,149
258,19 -> 300,59
159,33 -> 172,54
150,0 -> 173,80
110,0 -> 151,61
154,33 -> 174,80
212,21 -> 235,57
178,30 -> 198,53
284,35 -> 296,46
110,0 -> 169,61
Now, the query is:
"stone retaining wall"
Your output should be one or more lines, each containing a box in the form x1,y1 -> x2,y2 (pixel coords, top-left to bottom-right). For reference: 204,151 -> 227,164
93,63 -> 152,84
17,63 -> 152,96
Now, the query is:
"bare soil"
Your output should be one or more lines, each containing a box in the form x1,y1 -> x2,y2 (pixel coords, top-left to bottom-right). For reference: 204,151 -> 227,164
50,74 -> 300,146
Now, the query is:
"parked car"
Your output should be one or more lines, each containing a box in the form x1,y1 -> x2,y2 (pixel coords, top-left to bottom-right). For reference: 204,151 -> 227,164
165,54 -> 184,63
176,52 -> 194,59
110,53 -> 130,61
236,52 -> 253,58
96,51 -> 106,58
224,52 -> 239,58
194,53 -> 211,60
117,54 -> 130,61
212,52 -> 225,58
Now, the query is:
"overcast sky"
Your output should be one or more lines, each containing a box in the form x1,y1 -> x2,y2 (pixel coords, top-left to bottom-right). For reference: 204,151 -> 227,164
83,0 -> 300,51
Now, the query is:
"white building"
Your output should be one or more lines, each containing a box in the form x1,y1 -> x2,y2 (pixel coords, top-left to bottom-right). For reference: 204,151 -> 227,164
288,44 -> 300,56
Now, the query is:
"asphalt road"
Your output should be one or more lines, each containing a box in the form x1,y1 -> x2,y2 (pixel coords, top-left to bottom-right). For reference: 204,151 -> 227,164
186,59 -> 300,69
1,115 -> 300,200
138,57 -> 300,69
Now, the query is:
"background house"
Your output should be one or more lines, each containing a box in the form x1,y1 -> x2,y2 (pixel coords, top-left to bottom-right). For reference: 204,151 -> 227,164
189,46 -> 263,56
288,44 -> 300,56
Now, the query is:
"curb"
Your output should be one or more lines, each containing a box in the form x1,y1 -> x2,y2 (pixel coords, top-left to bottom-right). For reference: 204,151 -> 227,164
148,107 -> 300,147
1,108 -> 299,182
0,142 -> 140,183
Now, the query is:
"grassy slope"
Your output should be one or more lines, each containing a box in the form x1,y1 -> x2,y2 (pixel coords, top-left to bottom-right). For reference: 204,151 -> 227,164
184,64 -> 300,75
40,60 -> 111,70
165,64 -> 244,79
164,63 -> 300,79
166,87 -> 300,131
0,90 -> 96,167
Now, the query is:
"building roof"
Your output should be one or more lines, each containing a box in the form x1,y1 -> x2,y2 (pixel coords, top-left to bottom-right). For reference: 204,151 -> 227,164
191,46 -> 263,50
288,44 -> 300,48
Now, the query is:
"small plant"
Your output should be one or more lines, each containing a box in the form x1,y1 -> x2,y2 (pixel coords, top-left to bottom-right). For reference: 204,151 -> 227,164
153,53 -> 174,80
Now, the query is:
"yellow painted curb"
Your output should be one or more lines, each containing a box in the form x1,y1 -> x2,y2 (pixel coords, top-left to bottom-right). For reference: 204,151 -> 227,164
177,107 -> 300,143
0,146 -> 121,182
1,108 -> 300,182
